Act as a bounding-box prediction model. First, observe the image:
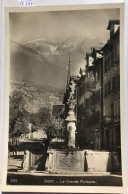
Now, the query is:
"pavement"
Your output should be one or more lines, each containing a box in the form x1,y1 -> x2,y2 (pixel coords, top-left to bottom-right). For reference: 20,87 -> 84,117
7,151 -> 123,186
8,151 -> 24,171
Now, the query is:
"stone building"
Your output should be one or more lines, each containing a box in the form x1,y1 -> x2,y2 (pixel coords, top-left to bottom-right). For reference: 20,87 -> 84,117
77,48 -> 103,150
76,19 -> 120,154
102,20 -> 120,153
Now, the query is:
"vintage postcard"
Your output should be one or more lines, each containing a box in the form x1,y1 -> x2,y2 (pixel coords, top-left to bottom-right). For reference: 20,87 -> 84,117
1,2 -> 127,193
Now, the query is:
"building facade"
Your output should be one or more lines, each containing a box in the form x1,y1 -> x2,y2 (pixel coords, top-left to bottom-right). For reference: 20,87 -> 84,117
76,19 -> 120,154
77,48 -> 103,150
102,20 -> 120,154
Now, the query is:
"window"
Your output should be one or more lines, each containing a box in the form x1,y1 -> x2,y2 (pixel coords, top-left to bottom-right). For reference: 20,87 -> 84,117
95,90 -> 100,103
117,74 -> 120,90
114,101 -> 117,116
104,84 -> 107,97
111,103 -> 114,117
114,75 -> 120,91
112,77 -> 116,92
98,90 -> 100,102
118,100 -> 120,115
114,48 -> 117,64
79,85 -> 83,96
86,99 -> 89,108
89,73 -> 96,88
108,57 -> 111,70
118,45 -> 120,60
106,59 -> 108,72
95,72 -> 98,82
104,59 -> 107,73
111,53 -> 114,67
108,81 -> 111,95
95,70 -> 100,82
90,93 -> 95,105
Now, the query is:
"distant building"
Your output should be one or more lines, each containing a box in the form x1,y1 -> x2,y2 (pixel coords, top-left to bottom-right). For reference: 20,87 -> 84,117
52,104 -> 65,119
9,137 -> 20,146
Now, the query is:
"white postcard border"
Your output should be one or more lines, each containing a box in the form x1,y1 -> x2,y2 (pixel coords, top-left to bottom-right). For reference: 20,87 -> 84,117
1,2 -> 127,193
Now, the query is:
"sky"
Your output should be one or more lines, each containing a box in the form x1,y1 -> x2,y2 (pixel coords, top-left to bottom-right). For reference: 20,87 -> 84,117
9,9 -> 120,89
10,9 -> 119,44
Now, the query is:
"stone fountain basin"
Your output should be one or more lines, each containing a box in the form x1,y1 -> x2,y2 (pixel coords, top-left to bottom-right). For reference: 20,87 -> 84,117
45,149 -> 114,173
22,149 -> 120,173
46,149 -> 85,173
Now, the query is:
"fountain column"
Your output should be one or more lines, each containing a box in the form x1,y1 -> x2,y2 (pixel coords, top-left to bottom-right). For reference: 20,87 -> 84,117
65,80 -> 76,148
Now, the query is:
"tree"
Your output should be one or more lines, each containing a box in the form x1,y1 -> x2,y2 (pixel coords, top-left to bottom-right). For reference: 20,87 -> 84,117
9,90 -> 66,142
44,117 -> 65,141
9,91 -> 30,137
30,107 -> 51,127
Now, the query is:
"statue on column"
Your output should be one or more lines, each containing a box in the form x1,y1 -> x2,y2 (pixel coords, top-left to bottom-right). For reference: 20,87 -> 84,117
65,80 -> 76,148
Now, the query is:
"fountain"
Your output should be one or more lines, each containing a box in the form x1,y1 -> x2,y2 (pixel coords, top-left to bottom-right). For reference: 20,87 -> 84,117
45,79 -> 85,173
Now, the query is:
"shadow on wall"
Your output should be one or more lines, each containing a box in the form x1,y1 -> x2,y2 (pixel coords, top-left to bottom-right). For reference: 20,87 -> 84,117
30,152 -> 48,171
107,153 -> 112,172
111,152 -> 121,172
36,154 -> 48,171
84,152 -> 88,171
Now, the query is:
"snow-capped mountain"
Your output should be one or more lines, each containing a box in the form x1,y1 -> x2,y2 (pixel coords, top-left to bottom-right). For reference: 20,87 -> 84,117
25,39 -> 58,56
25,36 -> 104,56
10,36 -> 104,90
10,39 -> 67,89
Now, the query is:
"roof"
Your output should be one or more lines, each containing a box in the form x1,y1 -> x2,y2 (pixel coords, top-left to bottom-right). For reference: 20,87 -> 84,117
52,104 -> 65,117
101,26 -> 119,52
93,47 -> 102,52
107,19 -> 120,30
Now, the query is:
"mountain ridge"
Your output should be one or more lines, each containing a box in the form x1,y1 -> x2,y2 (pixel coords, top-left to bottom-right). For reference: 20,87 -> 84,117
10,36 -> 104,89
10,81 -> 63,114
